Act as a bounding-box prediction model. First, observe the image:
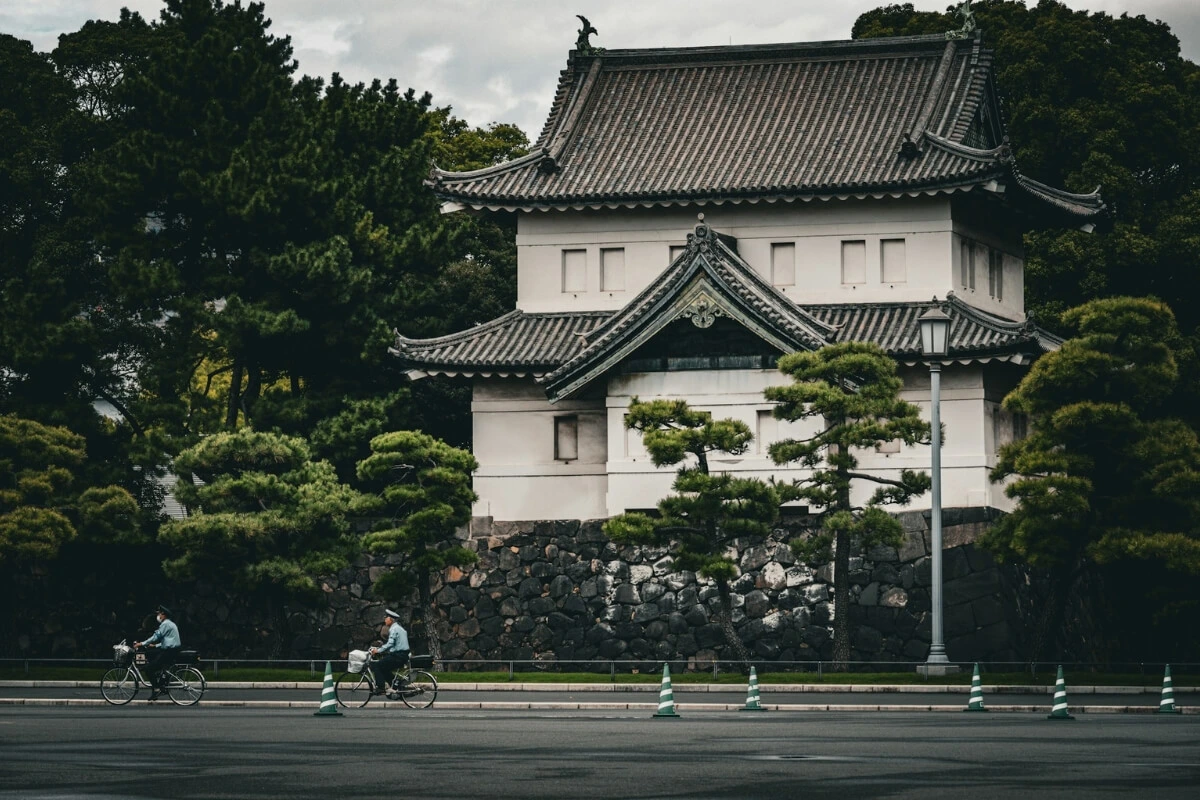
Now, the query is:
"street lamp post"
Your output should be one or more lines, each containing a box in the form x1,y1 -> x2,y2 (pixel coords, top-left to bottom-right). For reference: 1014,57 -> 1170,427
918,306 -> 952,672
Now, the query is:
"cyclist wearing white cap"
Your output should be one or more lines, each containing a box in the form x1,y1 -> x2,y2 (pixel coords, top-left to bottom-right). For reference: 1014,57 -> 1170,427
134,604 -> 181,700
370,609 -> 410,694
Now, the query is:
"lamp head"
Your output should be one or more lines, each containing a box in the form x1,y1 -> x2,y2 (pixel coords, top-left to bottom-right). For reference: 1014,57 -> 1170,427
918,307 -> 952,357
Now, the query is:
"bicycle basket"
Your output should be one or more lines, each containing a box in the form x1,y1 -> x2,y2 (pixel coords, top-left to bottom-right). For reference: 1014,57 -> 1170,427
113,644 -> 134,668
347,649 -> 369,674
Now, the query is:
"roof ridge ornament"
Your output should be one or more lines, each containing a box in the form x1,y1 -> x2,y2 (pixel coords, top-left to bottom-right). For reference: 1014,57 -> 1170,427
575,15 -> 603,56
945,0 -> 977,41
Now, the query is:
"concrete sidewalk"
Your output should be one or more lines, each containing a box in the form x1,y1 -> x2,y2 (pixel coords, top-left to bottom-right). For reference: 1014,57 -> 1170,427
1,680 -> 1194,713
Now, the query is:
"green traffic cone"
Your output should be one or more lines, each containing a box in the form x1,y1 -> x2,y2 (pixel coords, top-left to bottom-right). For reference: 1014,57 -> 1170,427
313,660 -> 343,717
740,666 -> 767,712
964,662 -> 988,712
1158,664 -> 1182,715
653,663 -> 680,718
1046,665 -> 1074,720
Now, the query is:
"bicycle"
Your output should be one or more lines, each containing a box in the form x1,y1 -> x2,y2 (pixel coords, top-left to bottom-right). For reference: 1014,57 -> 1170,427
334,652 -> 437,709
101,640 -> 206,706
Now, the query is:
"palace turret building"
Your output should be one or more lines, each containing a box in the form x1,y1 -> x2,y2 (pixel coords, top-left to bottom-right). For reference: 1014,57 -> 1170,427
396,25 -> 1103,525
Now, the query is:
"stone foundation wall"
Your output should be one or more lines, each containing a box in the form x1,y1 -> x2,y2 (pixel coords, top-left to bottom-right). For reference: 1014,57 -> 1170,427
319,507 -> 1036,666
10,508 -> 1044,664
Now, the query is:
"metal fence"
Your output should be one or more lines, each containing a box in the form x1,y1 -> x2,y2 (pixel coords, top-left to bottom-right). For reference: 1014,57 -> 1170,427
2,656 -> 1196,683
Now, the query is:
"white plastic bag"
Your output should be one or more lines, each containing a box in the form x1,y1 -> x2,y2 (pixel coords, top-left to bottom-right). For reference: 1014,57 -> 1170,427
347,649 -> 369,673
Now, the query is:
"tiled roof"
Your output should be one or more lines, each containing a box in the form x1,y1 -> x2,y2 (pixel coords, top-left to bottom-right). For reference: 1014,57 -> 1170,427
392,311 -> 609,376
428,33 -> 1103,219
393,224 -> 1059,389
805,295 -> 1062,360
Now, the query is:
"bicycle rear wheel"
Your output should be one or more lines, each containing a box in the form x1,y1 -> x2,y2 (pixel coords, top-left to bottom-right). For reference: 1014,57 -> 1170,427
101,668 -> 138,705
167,666 -> 206,706
399,670 -> 438,709
335,671 -> 372,708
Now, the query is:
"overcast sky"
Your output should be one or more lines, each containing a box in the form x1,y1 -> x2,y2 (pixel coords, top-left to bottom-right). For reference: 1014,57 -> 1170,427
5,1 -> 1198,137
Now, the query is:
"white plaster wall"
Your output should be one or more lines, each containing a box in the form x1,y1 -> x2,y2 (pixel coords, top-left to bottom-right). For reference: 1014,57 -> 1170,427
466,366 -> 1017,521
474,475 -> 608,521
514,197 -> 1024,321
952,218 -> 1026,318
471,378 -> 608,519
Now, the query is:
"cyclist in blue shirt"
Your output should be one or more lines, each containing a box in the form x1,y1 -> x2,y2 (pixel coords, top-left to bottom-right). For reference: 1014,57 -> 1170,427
370,609 -> 410,694
134,605 -> 181,700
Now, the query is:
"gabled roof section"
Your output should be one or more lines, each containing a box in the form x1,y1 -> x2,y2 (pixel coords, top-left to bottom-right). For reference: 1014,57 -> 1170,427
427,31 -> 1103,222
392,293 -> 1060,380
538,217 -> 838,401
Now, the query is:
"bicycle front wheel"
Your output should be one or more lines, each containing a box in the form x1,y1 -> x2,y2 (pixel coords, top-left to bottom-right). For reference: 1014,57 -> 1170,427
335,671 -> 372,708
167,666 -> 206,706
400,670 -> 438,709
101,667 -> 138,705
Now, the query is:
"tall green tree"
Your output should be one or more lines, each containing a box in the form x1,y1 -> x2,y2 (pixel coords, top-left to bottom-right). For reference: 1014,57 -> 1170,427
984,297 -> 1200,659
766,343 -> 931,668
854,2 -> 1200,336
159,428 -> 363,654
85,0 -> 307,456
604,398 -> 780,664
356,430 -> 479,661
78,0 -> 525,478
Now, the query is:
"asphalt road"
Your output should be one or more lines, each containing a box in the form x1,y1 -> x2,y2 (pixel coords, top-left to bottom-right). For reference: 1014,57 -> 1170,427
0,706 -> 1196,799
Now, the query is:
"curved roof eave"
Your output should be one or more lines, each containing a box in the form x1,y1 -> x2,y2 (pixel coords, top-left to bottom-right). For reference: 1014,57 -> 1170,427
432,181 -> 1007,214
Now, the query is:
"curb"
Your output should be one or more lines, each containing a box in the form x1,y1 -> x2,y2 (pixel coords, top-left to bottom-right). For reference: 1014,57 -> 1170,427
1,697 -> 1196,713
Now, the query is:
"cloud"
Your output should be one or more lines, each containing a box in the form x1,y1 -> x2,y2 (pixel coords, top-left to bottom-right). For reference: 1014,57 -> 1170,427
5,0 -> 1198,137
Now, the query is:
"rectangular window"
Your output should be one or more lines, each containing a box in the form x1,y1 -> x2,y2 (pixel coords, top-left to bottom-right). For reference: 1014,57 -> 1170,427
841,240 -> 866,284
601,247 -> 625,292
988,248 -> 1004,300
876,439 -> 901,454
624,415 -> 648,460
880,238 -> 906,284
960,239 -> 978,290
756,409 -> 777,455
771,243 -> 795,287
669,245 -> 687,264
960,240 -> 970,288
554,415 -> 579,461
562,249 -> 586,293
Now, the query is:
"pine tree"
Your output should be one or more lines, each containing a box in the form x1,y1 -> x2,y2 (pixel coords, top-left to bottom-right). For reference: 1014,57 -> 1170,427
604,398 -> 780,665
766,343 -> 931,669
356,431 -> 479,663
160,428 -> 364,654
985,297 -> 1200,659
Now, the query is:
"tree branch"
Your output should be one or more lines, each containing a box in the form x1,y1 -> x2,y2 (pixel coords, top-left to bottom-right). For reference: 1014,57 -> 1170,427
845,470 -> 912,489
92,388 -> 146,438
202,364 -> 233,397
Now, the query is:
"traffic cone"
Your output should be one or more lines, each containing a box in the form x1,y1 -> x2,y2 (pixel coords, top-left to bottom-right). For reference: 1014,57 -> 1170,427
313,660 -> 343,717
964,663 -> 987,712
1046,665 -> 1074,720
653,663 -> 680,718
1158,664 -> 1182,715
740,666 -> 767,712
